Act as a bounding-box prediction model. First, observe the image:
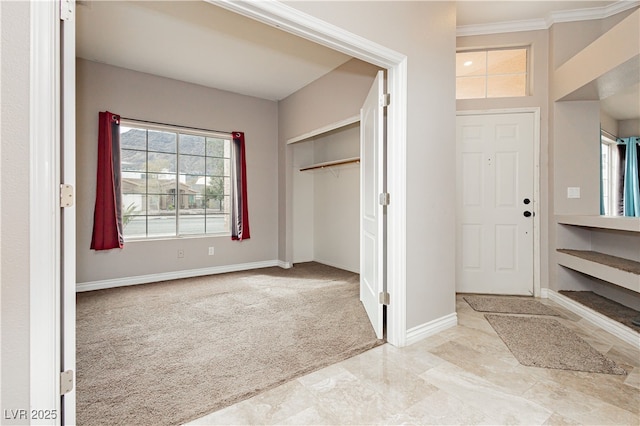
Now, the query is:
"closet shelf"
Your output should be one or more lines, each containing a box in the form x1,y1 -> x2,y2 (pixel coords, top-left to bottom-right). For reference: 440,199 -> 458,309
299,157 -> 360,172
556,249 -> 640,294
556,215 -> 640,232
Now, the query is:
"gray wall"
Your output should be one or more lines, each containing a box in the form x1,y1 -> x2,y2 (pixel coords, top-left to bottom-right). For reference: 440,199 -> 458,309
283,1 -> 457,329
549,8 -> 640,303
76,59 -> 279,284
1,0 -> 31,419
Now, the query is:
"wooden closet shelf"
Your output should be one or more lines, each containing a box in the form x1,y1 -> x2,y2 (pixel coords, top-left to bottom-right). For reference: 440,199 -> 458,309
556,249 -> 640,293
299,157 -> 360,172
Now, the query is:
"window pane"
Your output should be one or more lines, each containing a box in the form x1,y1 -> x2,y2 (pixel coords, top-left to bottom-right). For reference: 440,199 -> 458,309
180,134 -> 205,156
123,216 -> 146,238
122,194 -> 146,215
206,176 -> 226,199
206,214 -> 228,234
148,194 -> 176,213
180,154 -> 205,175
148,215 -> 176,237
148,173 -> 176,193
122,172 -> 146,194
121,127 -> 146,150
456,76 -> 486,99
487,74 -> 526,98
207,195 -> 230,214
148,152 -> 176,173
206,138 -> 227,157
121,149 -> 146,172
148,130 -> 177,153
206,158 -> 229,176
487,49 -> 526,75
456,51 -> 486,77
179,213 -> 205,235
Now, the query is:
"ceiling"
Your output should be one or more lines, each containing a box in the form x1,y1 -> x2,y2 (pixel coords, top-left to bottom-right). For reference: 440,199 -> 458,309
76,1 -> 638,119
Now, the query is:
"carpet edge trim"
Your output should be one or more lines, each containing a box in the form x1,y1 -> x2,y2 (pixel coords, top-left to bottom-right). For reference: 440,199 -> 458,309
181,339 -> 384,424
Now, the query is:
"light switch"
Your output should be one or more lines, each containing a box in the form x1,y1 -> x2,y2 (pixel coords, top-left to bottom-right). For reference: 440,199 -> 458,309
567,187 -> 581,199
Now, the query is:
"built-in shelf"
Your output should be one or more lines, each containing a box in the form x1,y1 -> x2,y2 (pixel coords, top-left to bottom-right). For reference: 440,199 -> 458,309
299,157 -> 360,172
556,249 -> 640,294
287,115 -> 360,145
556,215 -> 640,232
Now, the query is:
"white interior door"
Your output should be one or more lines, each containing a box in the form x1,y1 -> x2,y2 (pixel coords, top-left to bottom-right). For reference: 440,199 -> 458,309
456,112 -> 534,295
360,70 -> 385,338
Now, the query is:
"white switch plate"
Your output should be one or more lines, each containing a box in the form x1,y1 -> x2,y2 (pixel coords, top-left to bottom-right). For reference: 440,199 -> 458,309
567,187 -> 581,199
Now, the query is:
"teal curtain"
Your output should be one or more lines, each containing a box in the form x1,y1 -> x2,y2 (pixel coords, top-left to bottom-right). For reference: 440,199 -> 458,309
618,137 -> 640,217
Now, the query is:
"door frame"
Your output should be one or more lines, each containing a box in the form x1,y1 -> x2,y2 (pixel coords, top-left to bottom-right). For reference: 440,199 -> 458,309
211,0 -> 410,345
29,3 -> 411,422
456,108 -> 542,297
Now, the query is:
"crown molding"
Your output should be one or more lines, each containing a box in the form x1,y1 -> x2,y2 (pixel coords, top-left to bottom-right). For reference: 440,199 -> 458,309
457,0 -> 640,37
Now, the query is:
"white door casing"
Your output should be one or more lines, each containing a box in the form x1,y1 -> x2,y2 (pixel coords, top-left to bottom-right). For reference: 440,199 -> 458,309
456,112 -> 536,295
61,2 -> 77,423
360,70 -> 385,338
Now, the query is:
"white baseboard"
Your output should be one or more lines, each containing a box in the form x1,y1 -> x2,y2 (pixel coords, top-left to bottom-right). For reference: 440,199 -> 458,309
547,290 -> 640,348
278,260 -> 292,269
77,260 -> 284,292
405,313 -> 458,346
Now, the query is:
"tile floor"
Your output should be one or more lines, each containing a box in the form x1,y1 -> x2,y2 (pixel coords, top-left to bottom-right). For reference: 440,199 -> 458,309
188,296 -> 640,425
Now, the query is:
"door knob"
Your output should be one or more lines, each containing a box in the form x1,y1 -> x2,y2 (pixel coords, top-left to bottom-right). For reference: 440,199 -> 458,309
523,211 -> 532,217
523,198 -> 531,205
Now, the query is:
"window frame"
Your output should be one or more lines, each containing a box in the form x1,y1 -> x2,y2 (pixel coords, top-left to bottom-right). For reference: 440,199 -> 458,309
600,132 -> 619,216
456,46 -> 530,100
119,119 -> 233,241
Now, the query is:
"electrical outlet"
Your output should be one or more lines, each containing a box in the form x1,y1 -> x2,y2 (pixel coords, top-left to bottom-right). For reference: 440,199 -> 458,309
208,247 -> 215,256
177,249 -> 184,258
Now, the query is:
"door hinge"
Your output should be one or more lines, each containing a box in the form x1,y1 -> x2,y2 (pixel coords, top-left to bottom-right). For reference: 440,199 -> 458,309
380,93 -> 390,107
60,370 -> 74,395
379,291 -> 390,305
379,192 -> 390,206
60,184 -> 74,208
60,0 -> 74,21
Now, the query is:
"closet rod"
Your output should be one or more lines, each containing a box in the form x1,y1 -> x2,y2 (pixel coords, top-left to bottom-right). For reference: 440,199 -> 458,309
120,116 -> 232,136
299,158 -> 360,172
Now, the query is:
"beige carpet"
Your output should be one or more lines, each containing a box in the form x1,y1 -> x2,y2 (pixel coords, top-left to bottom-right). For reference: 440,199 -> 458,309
485,314 -> 627,375
559,290 -> 640,331
76,262 -> 382,426
464,295 -> 559,316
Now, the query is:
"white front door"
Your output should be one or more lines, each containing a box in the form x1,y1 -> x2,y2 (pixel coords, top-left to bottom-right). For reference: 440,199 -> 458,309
456,112 -> 535,295
360,70 -> 385,338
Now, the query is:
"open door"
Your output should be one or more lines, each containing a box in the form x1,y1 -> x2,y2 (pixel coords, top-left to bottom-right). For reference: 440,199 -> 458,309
360,70 -> 385,339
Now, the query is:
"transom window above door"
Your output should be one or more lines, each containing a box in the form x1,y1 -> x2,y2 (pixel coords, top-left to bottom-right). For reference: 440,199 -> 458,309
456,47 -> 529,99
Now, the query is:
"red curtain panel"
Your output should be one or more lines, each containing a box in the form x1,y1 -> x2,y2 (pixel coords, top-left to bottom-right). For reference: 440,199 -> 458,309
231,131 -> 250,241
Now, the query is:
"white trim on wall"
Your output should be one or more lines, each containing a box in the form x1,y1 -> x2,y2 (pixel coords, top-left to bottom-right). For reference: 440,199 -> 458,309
457,0 -> 640,36
211,0 -> 409,346
405,313 -> 458,347
456,108 -> 542,298
77,260 -> 285,292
